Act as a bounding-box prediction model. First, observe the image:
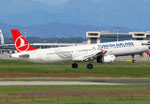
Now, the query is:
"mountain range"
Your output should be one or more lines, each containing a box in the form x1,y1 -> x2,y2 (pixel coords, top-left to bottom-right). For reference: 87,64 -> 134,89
0,0 -> 149,37
0,23 -> 134,38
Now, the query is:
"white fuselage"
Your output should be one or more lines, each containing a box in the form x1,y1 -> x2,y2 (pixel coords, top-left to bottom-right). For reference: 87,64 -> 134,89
11,40 -> 149,63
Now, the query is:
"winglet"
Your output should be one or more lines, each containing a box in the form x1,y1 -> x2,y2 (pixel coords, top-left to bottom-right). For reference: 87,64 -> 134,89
11,29 -> 37,53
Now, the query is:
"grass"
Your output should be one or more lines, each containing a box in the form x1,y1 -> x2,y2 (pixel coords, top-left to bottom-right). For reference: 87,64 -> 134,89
0,85 -> 150,104
1,77 -> 150,81
0,59 -> 150,103
1,96 -> 150,104
0,59 -> 150,78
0,85 -> 150,94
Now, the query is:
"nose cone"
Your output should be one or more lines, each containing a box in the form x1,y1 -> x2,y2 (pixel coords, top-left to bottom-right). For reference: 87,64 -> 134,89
142,45 -> 149,51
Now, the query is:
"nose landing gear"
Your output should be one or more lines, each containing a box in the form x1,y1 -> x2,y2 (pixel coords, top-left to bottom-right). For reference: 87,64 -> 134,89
132,55 -> 136,63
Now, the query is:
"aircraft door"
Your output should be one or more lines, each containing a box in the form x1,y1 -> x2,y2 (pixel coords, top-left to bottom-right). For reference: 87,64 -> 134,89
135,43 -> 139,51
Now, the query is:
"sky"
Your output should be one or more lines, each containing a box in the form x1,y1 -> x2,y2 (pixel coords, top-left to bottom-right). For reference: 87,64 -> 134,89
35,0 -> 104,6
35,0 -> 69,5
1,0 -> 150,30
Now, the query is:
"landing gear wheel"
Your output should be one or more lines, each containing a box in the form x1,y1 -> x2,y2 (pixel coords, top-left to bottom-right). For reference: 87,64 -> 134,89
132,59 -> 136,63
131,55 -> 136,63
72,63 -> 78,69
87,64 -> 93,69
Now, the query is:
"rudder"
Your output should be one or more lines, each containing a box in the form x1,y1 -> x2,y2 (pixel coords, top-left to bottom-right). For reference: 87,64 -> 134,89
11,29 -> 37,52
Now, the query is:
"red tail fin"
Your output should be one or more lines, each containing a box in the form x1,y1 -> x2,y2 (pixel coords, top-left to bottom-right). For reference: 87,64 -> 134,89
11,29 -> 37,53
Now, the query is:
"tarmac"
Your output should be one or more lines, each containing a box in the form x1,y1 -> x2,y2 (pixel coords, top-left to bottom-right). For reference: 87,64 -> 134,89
0,80 -> 150,86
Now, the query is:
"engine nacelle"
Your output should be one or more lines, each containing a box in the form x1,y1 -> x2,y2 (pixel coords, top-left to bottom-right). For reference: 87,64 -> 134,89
97,55 -> 116,63
103,55 -> 116,63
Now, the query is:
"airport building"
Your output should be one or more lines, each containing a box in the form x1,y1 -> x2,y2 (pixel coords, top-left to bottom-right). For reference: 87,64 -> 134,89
86,31 -> 150,44
1,29 -> 150,53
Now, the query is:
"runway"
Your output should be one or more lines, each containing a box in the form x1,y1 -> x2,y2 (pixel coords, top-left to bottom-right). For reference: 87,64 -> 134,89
0,80 -> 150,86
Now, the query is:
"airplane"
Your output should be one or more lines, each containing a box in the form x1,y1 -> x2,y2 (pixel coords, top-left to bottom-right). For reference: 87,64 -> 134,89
10,29 -> 149,69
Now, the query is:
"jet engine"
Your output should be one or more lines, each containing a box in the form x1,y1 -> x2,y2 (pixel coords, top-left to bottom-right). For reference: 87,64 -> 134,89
97,55 -> 116,63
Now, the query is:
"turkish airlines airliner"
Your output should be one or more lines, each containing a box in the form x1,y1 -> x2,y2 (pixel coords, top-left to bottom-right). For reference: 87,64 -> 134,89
10,29 -> 149,69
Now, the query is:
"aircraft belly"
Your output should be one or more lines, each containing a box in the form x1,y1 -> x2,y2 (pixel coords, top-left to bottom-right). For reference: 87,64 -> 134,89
110,47 -> 144,56
44,54 -> 71,63
107,47 -> 136,56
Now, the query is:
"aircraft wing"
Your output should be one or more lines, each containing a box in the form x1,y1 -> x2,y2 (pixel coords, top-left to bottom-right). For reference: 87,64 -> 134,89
73,50 -> 107,62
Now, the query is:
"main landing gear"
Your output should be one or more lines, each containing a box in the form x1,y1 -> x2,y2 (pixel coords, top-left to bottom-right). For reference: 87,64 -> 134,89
132,55 -> 136,63
72,62 -> 94,69
87,63 -> 93,69
72,63 -> 78,69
